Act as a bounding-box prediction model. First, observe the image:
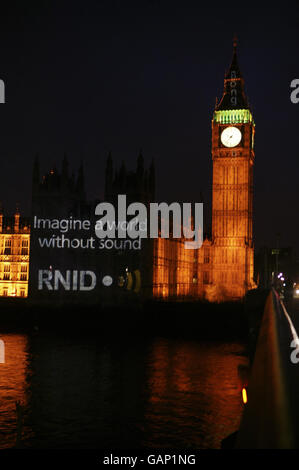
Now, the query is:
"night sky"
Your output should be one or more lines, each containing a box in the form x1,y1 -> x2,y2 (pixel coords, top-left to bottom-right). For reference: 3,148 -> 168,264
0,1 -> 298,253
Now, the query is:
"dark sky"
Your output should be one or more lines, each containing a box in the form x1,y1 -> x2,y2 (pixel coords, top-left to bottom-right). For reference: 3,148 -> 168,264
0,1 -> 298,253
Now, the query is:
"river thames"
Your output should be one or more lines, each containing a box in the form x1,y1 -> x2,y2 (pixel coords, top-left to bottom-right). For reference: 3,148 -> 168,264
0,330 -> 248,449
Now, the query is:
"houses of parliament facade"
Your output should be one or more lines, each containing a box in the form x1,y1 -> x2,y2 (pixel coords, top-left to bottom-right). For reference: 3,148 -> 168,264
0,209 -> 30,297
0,41 -> 256,304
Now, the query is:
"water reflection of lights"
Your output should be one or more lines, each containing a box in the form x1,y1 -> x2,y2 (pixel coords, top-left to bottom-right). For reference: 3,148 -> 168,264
0,334 -> 30,449
145,338 -> 248,448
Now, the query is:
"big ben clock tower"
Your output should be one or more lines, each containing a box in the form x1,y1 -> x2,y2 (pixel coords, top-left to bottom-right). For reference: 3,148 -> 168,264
210,38 -> 255,300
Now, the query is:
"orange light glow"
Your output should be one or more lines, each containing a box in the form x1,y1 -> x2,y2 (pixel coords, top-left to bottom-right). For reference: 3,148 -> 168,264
0,212 -> 30,298
153,234 -> 197,299
0,334 -> 30,448
242,387 -> 248,404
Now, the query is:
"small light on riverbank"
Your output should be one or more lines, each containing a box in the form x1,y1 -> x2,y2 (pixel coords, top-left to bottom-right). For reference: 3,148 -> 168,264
242,388 -> 248,404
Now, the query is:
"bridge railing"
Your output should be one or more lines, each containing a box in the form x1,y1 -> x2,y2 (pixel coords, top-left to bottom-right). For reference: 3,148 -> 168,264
236,288 -> 299,449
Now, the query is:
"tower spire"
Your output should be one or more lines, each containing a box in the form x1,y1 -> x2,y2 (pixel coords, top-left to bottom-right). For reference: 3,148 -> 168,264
215,37 -> 249,111
233,33 -> 238,51
210,39 -> 255,300
224,35 -> 242,80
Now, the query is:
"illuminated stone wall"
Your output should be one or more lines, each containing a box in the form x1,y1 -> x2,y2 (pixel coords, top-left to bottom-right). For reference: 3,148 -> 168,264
0,211 -> 30,297
153,235 -> 202,300
210,116 -> 255,301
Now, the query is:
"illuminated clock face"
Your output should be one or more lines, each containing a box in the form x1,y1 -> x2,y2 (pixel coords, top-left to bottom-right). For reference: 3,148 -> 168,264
220,126 -> 242,148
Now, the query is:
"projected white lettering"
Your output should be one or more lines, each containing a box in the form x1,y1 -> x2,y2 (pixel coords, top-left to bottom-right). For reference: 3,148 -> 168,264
38,270 -> 97,291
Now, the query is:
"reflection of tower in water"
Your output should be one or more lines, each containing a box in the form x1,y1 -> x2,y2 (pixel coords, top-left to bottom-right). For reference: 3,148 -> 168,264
144,338 -> 248,448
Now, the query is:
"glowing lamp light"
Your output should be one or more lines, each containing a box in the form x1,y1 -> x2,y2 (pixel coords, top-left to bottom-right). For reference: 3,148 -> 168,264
296,289 -> 299,295
242,388 -> 248,405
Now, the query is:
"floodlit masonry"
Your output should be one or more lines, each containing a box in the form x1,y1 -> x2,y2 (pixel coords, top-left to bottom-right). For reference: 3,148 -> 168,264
0,209 -> 30,297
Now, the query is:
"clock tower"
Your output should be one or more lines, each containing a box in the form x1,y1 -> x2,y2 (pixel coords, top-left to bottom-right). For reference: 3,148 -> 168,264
210,38 -> 255,300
